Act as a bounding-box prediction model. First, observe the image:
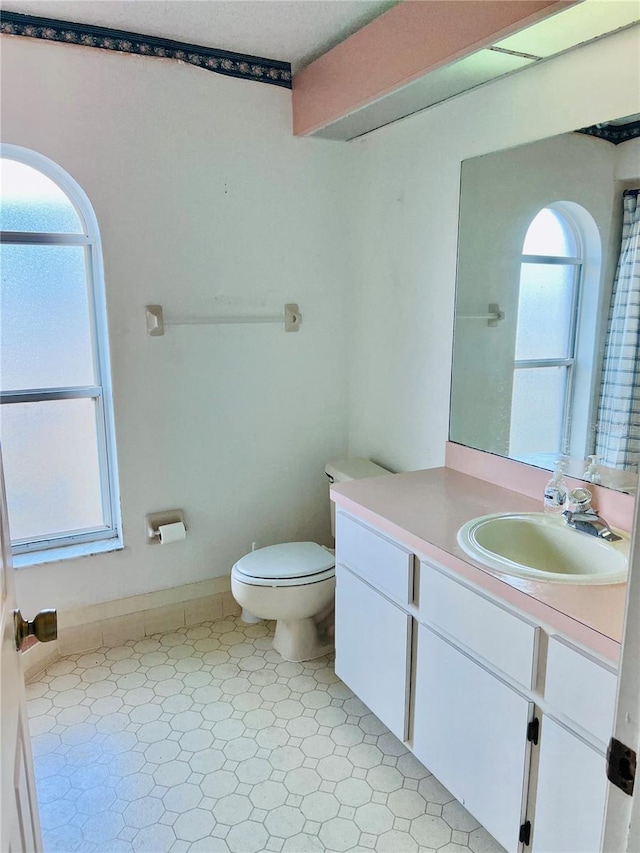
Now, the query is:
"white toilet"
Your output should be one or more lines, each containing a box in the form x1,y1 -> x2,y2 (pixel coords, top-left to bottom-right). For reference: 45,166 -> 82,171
231,457 -> 390,662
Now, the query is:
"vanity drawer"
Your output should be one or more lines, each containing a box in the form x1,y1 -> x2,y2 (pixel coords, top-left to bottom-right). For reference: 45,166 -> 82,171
419,563 -> 539,689
545,636 -> 617,746
335,512 -> 413,605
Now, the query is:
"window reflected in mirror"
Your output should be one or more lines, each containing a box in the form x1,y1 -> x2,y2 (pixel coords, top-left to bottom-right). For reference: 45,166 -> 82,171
510,206 -> 587,466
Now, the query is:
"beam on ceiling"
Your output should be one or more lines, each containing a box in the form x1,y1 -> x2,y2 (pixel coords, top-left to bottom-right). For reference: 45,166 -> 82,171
292,0 -> 579,137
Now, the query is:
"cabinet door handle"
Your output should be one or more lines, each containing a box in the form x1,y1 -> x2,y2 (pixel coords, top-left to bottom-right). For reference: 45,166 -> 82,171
519,821 -> 532,846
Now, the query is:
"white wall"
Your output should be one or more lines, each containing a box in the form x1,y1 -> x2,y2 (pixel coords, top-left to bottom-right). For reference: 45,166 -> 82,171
1,36 -> 355,613
617,137 -> 640,181
347,26 -> 640,475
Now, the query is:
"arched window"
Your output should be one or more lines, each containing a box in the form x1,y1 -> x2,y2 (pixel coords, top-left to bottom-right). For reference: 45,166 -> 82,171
509,206 -> 585,463
0,146 -> 121,561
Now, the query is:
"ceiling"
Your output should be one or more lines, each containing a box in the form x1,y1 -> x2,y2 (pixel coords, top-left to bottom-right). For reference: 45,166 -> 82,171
1,0 -> 396,72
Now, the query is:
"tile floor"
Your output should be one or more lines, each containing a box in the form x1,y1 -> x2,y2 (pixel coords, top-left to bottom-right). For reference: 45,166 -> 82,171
27,615 -> 505,853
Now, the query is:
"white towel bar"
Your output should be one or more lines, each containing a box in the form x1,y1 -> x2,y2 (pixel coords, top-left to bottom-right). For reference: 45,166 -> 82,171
146,304 -> 301,336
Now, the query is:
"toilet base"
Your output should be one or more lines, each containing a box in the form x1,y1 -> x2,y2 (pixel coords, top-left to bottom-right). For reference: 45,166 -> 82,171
273,617 -> 333,662
241,608 -> 263,624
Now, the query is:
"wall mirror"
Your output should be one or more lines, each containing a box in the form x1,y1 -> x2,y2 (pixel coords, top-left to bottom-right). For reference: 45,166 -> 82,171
450,116 -> 640,494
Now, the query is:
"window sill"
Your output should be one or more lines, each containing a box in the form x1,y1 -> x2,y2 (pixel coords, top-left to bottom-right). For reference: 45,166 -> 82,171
13,537 -> 124,568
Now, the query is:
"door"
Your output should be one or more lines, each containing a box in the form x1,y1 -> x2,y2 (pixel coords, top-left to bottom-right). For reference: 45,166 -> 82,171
0,452 -> 43,852
603,487 -> 640,851
335,565 -> 411,741
414,625 -> 532,853
533,716 -> 607,853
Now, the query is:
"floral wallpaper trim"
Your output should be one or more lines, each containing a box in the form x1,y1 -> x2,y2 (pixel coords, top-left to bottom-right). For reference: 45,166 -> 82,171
577,120 -> 640,146
0,11 -> 292,88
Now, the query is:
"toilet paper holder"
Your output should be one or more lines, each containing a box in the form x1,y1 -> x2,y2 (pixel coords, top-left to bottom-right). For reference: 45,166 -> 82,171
146,510 -> 187,544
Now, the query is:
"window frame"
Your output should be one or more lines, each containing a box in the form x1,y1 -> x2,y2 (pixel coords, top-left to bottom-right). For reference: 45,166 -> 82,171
0,144 -> 121,559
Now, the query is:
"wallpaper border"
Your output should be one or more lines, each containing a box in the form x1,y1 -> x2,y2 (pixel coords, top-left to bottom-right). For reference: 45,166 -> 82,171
0,10 -> 292,89
577,120 -> 640,146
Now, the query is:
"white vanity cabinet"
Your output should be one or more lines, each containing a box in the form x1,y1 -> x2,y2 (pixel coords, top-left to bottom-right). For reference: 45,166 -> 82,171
333,509 -> 618,853
335,566 -> 411,740
414,625 -> 533,853
414,564 -> 539,853
530,636 -> 616,853
532,717 -> 608,853
334,512 -> 413,741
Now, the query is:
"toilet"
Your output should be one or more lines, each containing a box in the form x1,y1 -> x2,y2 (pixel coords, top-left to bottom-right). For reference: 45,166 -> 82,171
231,457 -> 390,662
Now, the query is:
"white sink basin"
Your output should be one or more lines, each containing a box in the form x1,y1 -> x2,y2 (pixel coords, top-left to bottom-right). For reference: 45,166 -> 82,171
457,512 -> 629,584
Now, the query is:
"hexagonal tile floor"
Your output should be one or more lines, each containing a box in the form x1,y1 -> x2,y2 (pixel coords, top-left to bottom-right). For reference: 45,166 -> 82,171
27,615 -> 506,853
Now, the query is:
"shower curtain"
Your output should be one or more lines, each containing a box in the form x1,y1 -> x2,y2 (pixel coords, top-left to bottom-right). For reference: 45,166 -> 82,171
596,189 -> 640,470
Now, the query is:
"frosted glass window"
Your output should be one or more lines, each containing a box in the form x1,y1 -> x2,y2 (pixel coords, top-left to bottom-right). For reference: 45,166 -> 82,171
514,263 -> 576,361
0,399 -> 104,542
0,159 -> 84,233
509,368 -> 567,457
0,146 -> 120,559
0,244 -> 95,390
523,208 -> 578,258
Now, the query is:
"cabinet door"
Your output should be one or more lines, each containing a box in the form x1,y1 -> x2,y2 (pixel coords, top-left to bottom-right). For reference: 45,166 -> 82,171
414,625 -> 532,853
335,565 -> 411,741
532,717 -> 607,853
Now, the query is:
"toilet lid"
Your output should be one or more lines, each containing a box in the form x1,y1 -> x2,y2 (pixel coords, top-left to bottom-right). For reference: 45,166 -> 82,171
233,542 -> 334,581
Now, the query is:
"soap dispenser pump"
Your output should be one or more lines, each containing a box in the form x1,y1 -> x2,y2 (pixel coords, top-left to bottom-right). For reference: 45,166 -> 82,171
544,460 -> 568,513
583,455 -> 602,484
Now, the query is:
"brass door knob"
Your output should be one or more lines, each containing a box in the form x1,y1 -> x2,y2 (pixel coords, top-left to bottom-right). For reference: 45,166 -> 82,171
14,609 -> 57,651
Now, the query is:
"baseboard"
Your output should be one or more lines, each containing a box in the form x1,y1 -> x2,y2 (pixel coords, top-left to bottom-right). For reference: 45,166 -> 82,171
23,639 -> 61,683
22,574 -> 240,681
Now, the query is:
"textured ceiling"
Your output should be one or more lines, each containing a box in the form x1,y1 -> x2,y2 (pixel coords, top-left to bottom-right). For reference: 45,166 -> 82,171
1,0 -> 397,72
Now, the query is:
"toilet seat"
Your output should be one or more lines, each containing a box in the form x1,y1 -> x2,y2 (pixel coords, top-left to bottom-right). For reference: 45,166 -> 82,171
232,542 -> 335,588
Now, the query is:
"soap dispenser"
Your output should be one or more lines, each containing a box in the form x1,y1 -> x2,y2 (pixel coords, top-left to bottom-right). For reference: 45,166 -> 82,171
583,455 -> 602,484
543,460 -> 568,513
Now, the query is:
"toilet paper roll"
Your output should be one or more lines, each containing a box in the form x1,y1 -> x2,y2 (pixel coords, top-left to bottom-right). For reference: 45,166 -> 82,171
157,521 -> 186,544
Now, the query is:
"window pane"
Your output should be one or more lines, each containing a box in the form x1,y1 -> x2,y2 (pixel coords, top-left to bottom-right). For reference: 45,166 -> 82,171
0,159 -> 84,233
514,263 -> 576,361
509,367 -> 567,458
1,398 -> 105,542
0,244 -> 95,390
522,208 -> 577,257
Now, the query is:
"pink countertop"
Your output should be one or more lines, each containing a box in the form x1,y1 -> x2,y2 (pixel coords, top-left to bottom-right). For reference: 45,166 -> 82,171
331,467 -> 626,662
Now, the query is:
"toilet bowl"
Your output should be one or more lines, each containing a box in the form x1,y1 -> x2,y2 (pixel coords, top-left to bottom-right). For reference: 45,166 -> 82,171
231,542 -> 335,662
230,457 -> 391,662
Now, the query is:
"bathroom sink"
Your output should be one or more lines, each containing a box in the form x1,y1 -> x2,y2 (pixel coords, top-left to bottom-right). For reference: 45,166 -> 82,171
457,512 -> 629,584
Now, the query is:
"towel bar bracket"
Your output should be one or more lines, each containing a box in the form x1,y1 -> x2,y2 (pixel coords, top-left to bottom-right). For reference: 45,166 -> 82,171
284,304 -> 301,332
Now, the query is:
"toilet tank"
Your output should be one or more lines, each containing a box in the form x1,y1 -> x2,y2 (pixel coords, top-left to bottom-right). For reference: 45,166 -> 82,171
325,457 -> 391,538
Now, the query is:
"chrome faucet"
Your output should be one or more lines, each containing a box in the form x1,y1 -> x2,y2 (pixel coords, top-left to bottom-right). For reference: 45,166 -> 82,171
562,488 -> 622,542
